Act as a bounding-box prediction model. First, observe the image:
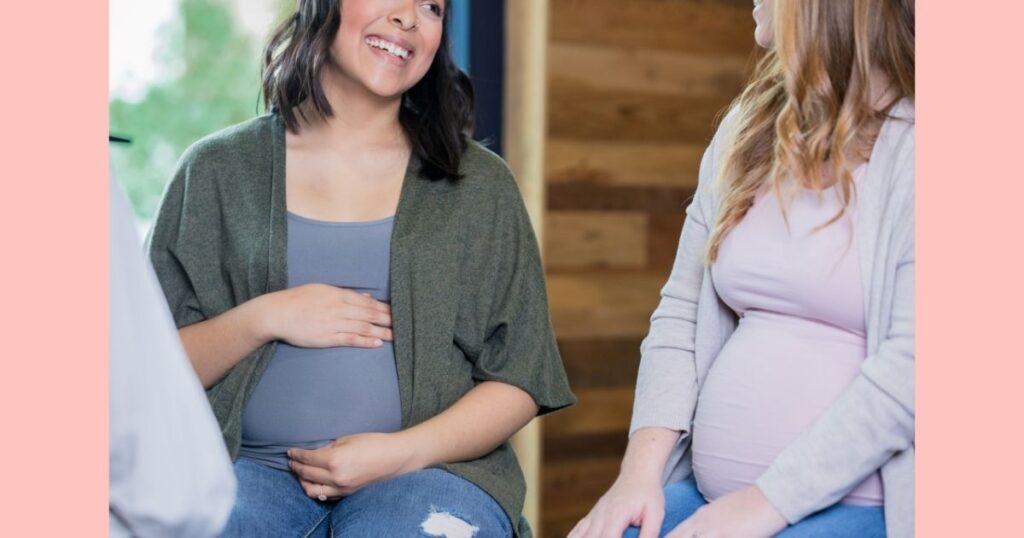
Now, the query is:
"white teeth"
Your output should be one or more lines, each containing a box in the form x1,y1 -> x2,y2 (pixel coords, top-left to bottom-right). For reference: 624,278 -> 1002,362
366,37 -> 410,60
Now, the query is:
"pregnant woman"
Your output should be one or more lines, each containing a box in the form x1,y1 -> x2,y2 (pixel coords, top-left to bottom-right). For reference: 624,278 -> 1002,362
572,0 -> 915,537
147,1 -> 574,536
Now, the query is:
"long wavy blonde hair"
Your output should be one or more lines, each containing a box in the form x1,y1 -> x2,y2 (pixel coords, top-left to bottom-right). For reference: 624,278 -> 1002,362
706,0 -> 915,263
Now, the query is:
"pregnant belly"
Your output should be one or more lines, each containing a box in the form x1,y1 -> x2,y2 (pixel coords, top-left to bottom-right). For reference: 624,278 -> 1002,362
241,343 -> 403,448
691,313 -> 883,506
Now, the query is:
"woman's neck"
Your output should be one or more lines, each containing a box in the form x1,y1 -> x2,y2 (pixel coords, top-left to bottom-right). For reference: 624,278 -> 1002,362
296,66 -> 407,150
868,68 -> 899,112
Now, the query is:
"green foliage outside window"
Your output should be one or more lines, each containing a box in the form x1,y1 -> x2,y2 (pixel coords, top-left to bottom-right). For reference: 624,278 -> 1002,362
110,0 -> 276,223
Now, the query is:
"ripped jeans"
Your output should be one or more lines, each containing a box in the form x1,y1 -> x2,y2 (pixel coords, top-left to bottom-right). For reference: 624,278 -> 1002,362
221,458 -> 512,538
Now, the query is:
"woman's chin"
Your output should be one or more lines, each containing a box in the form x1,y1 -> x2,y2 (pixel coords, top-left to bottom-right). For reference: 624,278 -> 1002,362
754,27 -> 774,49
361,79 -> 411,101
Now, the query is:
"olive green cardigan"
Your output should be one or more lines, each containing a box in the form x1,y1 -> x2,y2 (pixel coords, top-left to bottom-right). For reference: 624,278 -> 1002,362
146,114 -> 576,537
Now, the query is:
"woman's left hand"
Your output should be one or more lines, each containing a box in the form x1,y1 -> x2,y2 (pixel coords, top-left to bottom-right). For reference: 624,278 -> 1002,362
666,485 -> 788,538
288,432 -> 419,501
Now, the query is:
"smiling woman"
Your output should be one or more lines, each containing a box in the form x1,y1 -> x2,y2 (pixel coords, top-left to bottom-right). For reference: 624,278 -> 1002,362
145,0 -> 575,537
262,0 -> 473,180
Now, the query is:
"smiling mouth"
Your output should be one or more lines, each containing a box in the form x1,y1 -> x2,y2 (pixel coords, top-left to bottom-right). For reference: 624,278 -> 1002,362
365,36 -> 413,61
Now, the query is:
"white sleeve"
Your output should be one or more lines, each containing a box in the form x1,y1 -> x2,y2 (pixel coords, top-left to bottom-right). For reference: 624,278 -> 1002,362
109,170 -> 236,538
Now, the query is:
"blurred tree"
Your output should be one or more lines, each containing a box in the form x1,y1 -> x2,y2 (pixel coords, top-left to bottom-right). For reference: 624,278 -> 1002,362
110,0 -> 268,222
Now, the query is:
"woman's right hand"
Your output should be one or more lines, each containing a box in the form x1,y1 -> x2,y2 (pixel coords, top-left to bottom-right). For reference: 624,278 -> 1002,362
262,283 -> 393,348
569,472 -> 666,538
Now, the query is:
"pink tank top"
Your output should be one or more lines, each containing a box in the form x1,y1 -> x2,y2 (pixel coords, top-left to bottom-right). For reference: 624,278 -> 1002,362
692,166 -> 883,506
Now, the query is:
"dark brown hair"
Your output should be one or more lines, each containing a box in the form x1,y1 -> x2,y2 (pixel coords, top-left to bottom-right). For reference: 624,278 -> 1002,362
262,0 -> 475,180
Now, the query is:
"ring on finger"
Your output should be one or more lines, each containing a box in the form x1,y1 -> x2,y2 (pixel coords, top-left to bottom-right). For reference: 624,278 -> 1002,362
318,484 -> 327,502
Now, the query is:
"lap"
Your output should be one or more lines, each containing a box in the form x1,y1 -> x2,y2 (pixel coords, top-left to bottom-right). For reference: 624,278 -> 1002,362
623,479 -> 707,538
623,479 -> 886,538
221,458 -> 330,538
331,468 -> 512,537
776,503 -> 885,538
222,460 -> 511,538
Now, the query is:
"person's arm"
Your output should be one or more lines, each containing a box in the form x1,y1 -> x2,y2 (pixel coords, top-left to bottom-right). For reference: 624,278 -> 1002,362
569,428 -> 681,538
109,174 -> 236,538
570,118 -> 729,538
144,142 -> 393,389
179,285 -> 393,389
288,381 -> 537,498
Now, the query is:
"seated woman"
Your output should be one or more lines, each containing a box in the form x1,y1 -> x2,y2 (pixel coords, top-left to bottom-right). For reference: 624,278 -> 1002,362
146,1 -> 574,536
571,0 -> 915,537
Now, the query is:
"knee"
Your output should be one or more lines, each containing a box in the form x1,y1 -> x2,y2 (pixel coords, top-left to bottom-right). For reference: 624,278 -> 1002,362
335,506 -> 485,538
419,509 -> 481,538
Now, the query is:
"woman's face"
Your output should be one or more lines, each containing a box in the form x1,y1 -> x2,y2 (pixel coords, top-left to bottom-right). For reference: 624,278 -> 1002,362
753,0 -> 775,49
331,0 -> 445,98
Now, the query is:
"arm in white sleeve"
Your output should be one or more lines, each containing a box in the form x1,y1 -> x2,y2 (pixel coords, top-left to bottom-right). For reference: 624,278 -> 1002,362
629,127 -> 722,438
109,172 -> 236,538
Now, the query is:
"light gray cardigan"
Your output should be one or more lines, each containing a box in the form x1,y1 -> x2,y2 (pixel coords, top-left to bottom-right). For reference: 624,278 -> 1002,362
630,99 -> 915,537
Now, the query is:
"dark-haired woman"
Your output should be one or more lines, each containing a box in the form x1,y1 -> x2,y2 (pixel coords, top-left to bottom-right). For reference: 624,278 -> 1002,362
146,1 -> 574,536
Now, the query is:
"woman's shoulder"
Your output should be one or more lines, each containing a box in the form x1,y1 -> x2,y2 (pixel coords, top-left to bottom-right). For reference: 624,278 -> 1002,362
450,140 -> 522,201
177,114 -> 278,171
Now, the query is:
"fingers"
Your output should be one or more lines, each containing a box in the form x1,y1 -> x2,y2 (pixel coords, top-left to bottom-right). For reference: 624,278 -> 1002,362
288,447 -> 332,470
340,289 -> 391,314
299,478 -> 345,501
289,458 -> 334,486
568,517 -> 590,538
325,323 -> 389,348
638,504 -> 664,538
664,519 -> 693,538
338,304 -> 392,329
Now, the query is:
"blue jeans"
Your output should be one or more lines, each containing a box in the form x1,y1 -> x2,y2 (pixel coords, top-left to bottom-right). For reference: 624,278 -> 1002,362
221,458 -> 512,537
623,479 -> 885,538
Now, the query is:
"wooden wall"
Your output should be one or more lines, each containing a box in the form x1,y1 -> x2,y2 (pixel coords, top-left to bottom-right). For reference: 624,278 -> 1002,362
541,1 -> 755,535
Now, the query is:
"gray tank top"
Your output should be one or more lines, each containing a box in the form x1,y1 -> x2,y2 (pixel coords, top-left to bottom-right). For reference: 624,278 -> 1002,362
239,212 -> 402,470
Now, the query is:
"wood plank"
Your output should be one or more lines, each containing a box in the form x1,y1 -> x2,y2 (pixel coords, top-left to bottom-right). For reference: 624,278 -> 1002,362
549,42 -> 749,99
547,184 -> 696,213
546,139 -> 704,188
550,0 -> 755,56
542,457 -> 622,534
548,271 -> 667,339
649,212 -> 688,272
548,90 -> 729,143
546,387 -> 635,439
544,431 -> 630,462
558,336 -> 644,390
545,211 -> 648,270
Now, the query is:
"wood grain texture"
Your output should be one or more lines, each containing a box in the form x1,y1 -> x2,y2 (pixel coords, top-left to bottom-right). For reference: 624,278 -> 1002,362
544,431 -> 630,463
545,211 -> 649,270
547,184 -> 696,213
550,0 -> 756,56
546,139 -> 705,188
541,456 -> 623,536
545,387 -> 635,439
541,1 -> 756,535
558,336 -> 643,390
548,90 -> 728,143
649,212 -> 688,272
548,271 -> 666,339
549,42 -> 749,99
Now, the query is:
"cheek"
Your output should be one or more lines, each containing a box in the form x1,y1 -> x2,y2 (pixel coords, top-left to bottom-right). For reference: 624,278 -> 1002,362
416,29 -> 444,70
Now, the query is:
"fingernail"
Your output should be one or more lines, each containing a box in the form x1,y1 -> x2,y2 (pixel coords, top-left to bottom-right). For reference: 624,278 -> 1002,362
375,339 -> 383,346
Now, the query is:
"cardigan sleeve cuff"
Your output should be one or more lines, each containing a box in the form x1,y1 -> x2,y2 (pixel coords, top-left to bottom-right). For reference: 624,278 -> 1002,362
628,348 -> 698,438
755,463 -> 819,524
